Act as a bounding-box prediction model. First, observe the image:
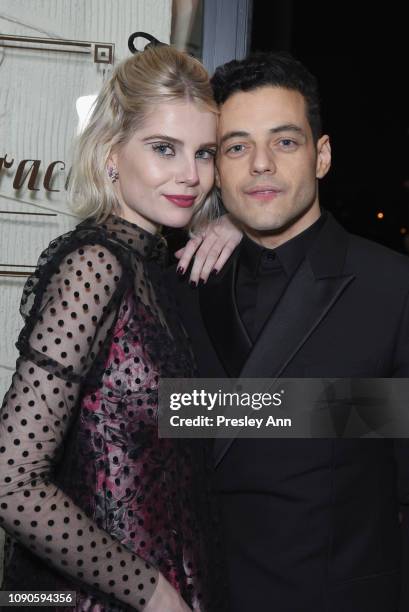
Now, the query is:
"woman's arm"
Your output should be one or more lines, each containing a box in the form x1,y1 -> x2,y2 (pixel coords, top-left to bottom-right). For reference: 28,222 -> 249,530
175,214 -> 243,284
0,243 -> 186,611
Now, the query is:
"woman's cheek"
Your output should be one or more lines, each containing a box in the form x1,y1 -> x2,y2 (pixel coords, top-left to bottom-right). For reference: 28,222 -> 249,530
202,164 -> 215,193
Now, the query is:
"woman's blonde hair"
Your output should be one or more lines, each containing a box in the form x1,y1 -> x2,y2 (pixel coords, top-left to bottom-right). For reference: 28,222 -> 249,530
69,44 -> 219,230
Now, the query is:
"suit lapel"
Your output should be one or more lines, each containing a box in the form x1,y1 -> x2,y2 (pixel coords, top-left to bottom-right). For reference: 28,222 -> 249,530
213,213 -> 356,467
240,261 -> 355,379
199,249 -> 253,377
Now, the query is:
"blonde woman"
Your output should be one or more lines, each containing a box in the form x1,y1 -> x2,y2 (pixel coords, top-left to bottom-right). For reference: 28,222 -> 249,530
0,43 -> 237,611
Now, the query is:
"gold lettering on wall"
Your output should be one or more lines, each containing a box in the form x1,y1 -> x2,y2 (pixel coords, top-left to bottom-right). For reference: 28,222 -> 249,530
0,155 -> 67,193
0,154 -> 14,173
13,160 -> 41,191
43,161 -> 66,192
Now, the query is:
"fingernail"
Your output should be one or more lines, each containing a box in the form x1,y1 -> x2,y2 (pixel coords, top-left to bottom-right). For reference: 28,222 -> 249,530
177,266 -> 184,275
211,268 -> 219,276
190,280 -> 197,289
198,278 -> 205,286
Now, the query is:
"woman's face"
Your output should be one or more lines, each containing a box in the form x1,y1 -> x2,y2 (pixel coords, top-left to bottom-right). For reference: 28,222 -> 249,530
110,100 -> 217,233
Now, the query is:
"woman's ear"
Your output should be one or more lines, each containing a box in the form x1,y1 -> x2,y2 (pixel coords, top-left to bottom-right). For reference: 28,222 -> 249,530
106,149 -> 120,184
107,148 -> 118,170
316,135 -> 331,179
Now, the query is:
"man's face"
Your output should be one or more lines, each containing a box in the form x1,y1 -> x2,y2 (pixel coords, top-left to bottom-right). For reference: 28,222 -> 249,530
216,86 -> 331,245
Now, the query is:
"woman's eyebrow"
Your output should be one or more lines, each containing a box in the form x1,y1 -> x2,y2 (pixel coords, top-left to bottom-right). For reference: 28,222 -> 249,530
142,135 -> 217,149
199,142 -> 217,149
142,134 -> 183,144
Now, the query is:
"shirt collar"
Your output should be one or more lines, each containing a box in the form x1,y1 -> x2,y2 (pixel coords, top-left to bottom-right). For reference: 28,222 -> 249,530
240,212 -> 326,278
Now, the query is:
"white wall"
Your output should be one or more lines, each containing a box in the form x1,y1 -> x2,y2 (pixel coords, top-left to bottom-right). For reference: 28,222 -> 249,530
0,0 -> 172,581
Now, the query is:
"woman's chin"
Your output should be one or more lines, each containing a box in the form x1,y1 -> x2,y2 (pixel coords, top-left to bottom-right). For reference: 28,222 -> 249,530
160,211 -> 195,229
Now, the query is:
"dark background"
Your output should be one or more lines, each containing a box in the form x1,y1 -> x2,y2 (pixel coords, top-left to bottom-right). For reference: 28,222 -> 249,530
251,1 -> 409,253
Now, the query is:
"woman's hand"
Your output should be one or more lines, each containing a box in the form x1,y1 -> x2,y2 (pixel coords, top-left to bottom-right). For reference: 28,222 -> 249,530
143,572 -> 192,612
175,214 -> 243,284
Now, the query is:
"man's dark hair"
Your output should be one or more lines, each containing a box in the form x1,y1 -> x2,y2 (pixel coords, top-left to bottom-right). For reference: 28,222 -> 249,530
211,52 -> 322,142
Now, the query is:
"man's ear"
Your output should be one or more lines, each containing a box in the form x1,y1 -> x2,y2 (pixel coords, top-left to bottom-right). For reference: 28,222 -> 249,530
316,135 -> 331,179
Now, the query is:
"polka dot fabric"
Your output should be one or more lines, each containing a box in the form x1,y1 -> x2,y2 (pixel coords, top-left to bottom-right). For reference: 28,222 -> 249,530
0,216 -> 217,611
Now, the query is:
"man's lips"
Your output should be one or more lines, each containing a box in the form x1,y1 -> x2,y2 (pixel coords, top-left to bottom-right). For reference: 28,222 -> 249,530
245,187 -> 283,201
163,194 -> 196,208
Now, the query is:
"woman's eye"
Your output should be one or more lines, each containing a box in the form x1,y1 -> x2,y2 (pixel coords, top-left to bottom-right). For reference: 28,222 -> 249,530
196,149 -> 216,160
152,142 -> 175,156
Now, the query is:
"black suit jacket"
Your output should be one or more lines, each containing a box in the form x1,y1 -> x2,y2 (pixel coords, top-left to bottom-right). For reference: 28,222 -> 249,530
168,213 -> 409,612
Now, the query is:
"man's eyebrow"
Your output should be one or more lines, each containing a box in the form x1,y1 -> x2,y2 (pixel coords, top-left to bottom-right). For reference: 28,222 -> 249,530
269,124 -> 305,135
219,131 -> 249,145
220,124 -> 306,145
142,134 -> 217,148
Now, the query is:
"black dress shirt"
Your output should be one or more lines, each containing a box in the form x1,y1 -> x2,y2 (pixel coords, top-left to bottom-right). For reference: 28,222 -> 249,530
236,213 -> 326,343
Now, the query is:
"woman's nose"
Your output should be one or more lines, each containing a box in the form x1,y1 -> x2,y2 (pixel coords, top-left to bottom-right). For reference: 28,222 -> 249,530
175,158 -> 200,186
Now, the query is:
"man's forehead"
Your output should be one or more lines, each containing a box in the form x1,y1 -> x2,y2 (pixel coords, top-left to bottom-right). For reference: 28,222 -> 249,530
218,86 -> 308,131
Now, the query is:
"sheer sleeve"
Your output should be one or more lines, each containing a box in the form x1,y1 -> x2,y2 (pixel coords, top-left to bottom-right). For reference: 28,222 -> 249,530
0,243 -> 158,610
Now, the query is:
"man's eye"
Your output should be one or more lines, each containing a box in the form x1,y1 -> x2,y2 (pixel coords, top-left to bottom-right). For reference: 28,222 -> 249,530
226,144 -> 245,154
151,142 -> 175,156
279,139 -> 297,148
196,149 -> 216,160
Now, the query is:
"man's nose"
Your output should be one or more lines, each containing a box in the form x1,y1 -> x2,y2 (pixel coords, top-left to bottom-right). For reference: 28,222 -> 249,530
250,147 -> 276,175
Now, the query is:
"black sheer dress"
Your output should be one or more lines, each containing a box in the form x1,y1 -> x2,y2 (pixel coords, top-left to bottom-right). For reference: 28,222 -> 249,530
0,215 -> 224,611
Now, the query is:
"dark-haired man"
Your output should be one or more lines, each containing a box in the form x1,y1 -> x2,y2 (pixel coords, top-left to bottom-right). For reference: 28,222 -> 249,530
172,52 -> 409,612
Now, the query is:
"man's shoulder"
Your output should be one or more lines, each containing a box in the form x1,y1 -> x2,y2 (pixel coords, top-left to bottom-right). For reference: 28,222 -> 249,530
346,230 -> 409,278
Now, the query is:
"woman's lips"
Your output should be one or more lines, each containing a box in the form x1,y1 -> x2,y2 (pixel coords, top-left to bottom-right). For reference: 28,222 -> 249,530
163,194 -> 196,208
